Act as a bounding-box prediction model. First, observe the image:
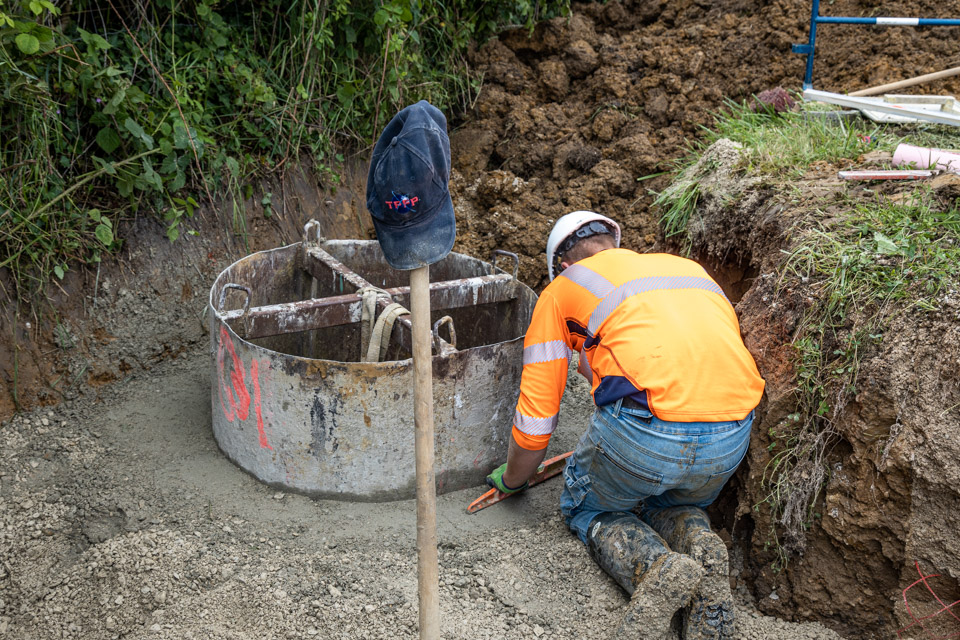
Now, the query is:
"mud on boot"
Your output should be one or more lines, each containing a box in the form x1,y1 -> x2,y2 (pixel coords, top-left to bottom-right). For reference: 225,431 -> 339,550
643,506 -> 736,640
670,527 -> 732,640
584,512 -> 703,640
615,551 -> 702,640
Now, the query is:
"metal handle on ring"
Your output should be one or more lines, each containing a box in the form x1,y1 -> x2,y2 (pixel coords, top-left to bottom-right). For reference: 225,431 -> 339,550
218,283 -> 252,336
303,219 -> 324,246
491,250 -> 519,280
218,283 -> 252,314
432,316 -> 457,354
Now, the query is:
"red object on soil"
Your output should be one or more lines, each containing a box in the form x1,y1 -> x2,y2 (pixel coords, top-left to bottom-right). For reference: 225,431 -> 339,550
754,87 -> 796,113
897,561 -> 960,639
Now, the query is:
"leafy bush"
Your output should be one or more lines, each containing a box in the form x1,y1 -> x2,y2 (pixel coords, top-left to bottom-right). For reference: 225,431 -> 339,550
0,0 -> 569,296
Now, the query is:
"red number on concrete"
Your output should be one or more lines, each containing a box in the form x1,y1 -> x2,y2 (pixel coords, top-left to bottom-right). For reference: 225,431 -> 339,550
250,359 -> 272,450
217,327 -> 271,449
218,326 -> 250,421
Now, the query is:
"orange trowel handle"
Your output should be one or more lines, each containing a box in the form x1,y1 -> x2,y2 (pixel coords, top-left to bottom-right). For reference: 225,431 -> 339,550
466,451 -> 573,514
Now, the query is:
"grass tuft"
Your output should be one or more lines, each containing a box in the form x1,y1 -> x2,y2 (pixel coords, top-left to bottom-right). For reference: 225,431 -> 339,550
653,179 -> 700,239
703,98 -> 876,177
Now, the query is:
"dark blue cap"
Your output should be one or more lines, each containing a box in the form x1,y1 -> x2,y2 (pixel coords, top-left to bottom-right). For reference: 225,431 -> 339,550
366,100 -> 456,270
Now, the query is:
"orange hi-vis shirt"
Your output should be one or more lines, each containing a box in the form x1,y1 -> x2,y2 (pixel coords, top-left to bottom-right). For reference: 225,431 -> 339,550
512,248 -> 765,450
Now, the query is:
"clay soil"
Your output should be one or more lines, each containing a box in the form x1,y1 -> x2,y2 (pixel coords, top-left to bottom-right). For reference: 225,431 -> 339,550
449,0 -> 960,287
3,0 -> 960,638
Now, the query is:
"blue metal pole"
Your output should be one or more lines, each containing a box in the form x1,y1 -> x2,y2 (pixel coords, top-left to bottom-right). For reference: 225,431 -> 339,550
802,0 -> 821,89
793,0 -> 960,89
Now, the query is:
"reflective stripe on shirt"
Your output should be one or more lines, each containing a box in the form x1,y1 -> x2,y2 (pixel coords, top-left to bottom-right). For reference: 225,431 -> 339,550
513,410 -> 558,436
523,339 -> 569,366
587,275 -> 730,335
560,263 -> 615,298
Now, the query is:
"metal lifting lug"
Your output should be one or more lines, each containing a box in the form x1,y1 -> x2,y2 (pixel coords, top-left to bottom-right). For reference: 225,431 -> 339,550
432,316 -> 457,356
302,219 -> 324,247
491,249 -> 520,280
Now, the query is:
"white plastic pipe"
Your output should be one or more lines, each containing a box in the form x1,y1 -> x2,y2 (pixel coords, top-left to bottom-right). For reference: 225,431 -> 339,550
893,144 -> 960,174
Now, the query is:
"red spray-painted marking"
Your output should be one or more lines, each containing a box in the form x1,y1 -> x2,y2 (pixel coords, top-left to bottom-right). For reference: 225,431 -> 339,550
218,326 -> 250,421
897,561 -> 960,639
250,359 -> 272,450
217,327 -> 271,450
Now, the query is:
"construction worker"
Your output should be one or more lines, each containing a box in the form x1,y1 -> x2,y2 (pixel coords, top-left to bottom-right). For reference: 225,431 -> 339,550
486,211 -> 765,639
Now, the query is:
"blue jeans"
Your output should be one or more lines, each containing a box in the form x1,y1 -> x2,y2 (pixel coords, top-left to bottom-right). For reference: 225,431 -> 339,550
560,398 -> 754,544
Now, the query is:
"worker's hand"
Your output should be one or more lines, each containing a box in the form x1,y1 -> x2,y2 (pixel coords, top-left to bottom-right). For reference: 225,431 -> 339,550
486,463 -> 529,494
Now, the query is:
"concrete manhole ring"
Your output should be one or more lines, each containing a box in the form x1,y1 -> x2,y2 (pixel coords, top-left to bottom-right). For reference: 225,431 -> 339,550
209,233 -> 537,500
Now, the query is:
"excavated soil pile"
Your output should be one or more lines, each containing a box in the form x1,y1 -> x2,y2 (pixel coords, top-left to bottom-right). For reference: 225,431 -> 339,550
450,0 -> 960,288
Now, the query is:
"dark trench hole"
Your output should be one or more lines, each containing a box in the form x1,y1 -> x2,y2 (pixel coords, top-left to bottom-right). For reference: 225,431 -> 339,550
696,250 -> 759,305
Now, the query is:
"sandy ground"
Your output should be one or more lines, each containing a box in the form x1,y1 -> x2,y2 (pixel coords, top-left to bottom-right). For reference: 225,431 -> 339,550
1,344 -> 845,640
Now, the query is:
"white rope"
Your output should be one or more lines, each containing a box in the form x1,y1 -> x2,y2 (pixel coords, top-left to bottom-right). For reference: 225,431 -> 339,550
364,302 -> 410,363
358,287 -> 410,363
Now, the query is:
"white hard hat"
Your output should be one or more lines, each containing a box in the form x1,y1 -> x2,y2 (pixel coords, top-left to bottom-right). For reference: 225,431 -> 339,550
546,211 -> 621,280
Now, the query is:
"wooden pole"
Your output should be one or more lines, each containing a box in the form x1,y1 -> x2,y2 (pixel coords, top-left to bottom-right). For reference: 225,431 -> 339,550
409,264 -> 440,640
850,66 -> 960,97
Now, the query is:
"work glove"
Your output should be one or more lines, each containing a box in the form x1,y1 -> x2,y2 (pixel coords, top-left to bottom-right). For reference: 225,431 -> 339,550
486,463 -> 529,494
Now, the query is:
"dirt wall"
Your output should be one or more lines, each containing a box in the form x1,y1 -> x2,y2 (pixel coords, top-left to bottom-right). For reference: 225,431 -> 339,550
679,139 -> 960,639
0,158 -> 373,421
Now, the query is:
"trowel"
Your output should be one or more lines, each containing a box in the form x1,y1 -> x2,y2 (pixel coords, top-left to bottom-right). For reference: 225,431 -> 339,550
467,451 -> 572,514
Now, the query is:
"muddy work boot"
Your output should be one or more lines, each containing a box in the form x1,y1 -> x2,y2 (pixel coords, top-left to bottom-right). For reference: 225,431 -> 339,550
643,506 -> 735,640
586,511 -> 702,640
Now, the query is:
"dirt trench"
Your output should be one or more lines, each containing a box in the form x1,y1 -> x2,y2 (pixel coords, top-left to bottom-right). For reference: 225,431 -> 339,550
656,138 -> 960,639
3,0 -> 960,638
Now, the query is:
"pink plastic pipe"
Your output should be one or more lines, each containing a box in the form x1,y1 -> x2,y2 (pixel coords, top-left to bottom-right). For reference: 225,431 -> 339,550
893,144 -> 960,174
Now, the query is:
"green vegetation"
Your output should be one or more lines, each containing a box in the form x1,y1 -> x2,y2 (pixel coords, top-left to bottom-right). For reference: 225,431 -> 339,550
652,99 -> 881,251
0,0 -> 569,297
653,171 -> 701,239
703,99 -> 875,176
681,97 -> 960,179
766,193 -> 960,568
654,95 -> 960,569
